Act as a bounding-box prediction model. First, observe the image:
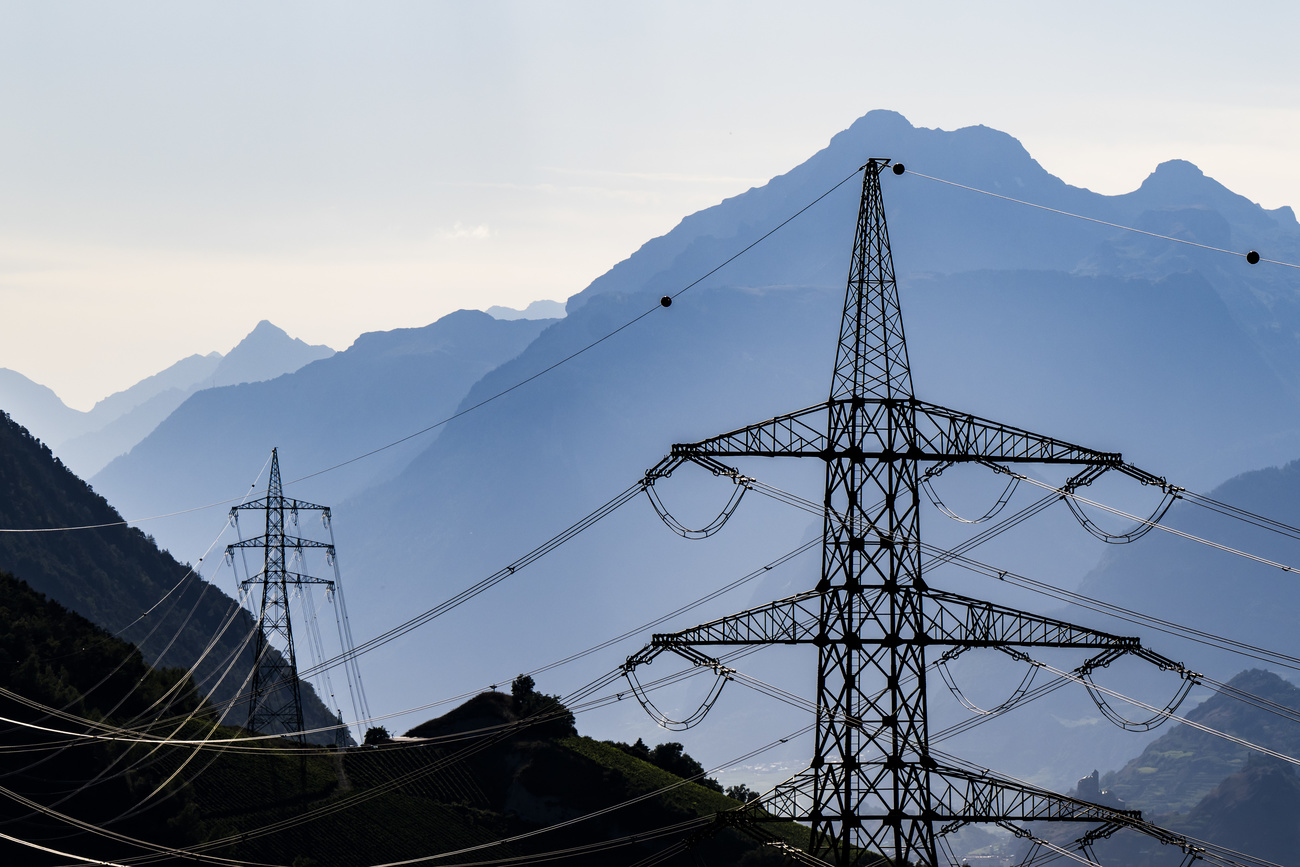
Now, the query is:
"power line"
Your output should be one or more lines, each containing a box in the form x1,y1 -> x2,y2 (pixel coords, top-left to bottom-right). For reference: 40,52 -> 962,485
0,168 -> 863,537
902,167 -> 1300,269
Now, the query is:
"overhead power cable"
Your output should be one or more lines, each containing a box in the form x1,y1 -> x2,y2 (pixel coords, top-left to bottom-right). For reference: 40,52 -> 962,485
0,169 -> 862,536
902,167 -> 1300,269
297,478 -> 646,680
365,723 -> 817,867
215,536 -> 815,745
1012,471 -> 1300,572
51,666 -> 802,866
1037,660 -> 1300,769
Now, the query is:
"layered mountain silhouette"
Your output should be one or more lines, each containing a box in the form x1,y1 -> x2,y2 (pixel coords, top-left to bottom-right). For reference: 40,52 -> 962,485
91,310 -> 554,563
311,111 -> 1300,777
0,320 -> 333,477
18,110 -> 1300,803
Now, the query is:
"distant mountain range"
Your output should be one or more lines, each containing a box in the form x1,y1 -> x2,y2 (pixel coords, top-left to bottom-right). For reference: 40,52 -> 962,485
315,110 -> 1300,789
0,319 -> 333,477
90,310 -> 553,556
4,109 -> 1300,816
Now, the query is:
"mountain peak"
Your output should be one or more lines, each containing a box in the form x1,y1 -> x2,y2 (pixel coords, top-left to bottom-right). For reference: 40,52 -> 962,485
238,319 -> 292,345
208,321 -> 334,389
1132,158 -> 1251,212
1152,158 -> 1206,178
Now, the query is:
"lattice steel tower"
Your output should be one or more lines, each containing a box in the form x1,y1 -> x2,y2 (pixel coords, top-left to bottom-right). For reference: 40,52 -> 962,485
228,448 -> 335,742
628,160 -> 1206,866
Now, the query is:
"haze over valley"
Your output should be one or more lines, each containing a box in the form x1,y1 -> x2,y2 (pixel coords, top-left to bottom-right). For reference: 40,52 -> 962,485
5,108 -> 1300,864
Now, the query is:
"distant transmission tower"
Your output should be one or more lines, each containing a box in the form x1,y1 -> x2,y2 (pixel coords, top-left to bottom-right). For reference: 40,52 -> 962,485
627,160 -> 1214,867
228,448 -> 336,742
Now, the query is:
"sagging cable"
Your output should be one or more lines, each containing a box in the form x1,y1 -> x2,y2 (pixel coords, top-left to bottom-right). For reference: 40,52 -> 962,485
643,454 -> 753,539
622,645 -> 734,731
922,461 -> 1020,525
1062,465 -> 1181,544
1075,649 -> 1200,733
937,646 -> 1039,716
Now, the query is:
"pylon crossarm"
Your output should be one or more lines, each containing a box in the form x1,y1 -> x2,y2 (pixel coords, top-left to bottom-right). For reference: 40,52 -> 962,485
641,589 -> 823,647
704,770 -> 873,866
643,452 -> 748,483
240,571 -> 335,589
622,642 -> 734,674
669,397 -> 1141,467
670,401 -> 831,459
931,764 -> 1144,825
744,767 -> 819,823
935,766 -> 1231,867
911,401 -> 1123,466
232,496 -> 331,515
919,589 -> 1141,650
226,536 -> 334,551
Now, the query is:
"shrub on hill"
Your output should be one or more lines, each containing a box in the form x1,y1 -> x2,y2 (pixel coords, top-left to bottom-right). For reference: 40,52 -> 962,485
606,736 -> 724,793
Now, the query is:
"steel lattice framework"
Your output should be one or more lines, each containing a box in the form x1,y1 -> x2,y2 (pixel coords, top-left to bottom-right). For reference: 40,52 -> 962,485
227,448 -> 335,741
627,161 -> 1209,867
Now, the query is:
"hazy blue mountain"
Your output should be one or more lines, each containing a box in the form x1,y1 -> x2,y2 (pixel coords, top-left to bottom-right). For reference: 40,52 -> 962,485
0,367 -> 88,446
90,310 -> 554,565
486,299 -> 567,320
55,322 -> 333,477
201,319 -> 334,390
1102,670 -> 1300,815
92,111 -> 1300,797
0,321 -> 333,479
87,350 -> 223,422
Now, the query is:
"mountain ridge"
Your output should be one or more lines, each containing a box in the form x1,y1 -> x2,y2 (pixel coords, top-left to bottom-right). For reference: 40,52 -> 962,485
66,110 -> 1300,799
0,320 -> 335,478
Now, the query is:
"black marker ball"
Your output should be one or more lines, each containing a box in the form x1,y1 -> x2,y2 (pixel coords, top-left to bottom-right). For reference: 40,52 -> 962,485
660,296 -> 672,307
1246,250 -> 1260,264
892,163 -> 905,175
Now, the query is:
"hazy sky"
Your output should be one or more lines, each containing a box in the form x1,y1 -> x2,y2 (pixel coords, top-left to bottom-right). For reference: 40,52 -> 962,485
2,1 -> 1297,409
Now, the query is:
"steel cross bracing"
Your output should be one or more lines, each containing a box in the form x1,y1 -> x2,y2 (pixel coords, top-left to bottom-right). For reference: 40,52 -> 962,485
626,160 -> 1205,867
227,448 -> 335,742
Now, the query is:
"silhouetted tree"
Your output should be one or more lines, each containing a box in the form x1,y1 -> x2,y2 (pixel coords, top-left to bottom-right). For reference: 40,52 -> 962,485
727,783 -> 760,803
510,674 -> 576,737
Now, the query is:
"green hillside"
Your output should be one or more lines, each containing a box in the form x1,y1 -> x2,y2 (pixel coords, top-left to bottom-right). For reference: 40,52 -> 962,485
0,585 -> 806,864
1037,670 -> 1300,867
0,570 -> 214,863
1102,669 -> 1300,815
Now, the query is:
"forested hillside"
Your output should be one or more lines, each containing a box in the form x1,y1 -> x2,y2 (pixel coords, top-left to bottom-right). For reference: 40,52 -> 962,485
0,409 -> 338,739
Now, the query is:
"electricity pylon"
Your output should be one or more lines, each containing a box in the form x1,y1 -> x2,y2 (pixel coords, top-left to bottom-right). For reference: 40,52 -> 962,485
227,448 -> 335,742
627,160 -> 1208,866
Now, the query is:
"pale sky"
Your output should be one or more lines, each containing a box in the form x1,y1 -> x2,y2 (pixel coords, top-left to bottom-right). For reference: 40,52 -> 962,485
2,1 -> 1297,409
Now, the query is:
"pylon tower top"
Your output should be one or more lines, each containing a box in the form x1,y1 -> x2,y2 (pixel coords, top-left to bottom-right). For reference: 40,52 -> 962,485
628,158 -> 1202,867
833,159 -> 912,401
227,448 -> 335,742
